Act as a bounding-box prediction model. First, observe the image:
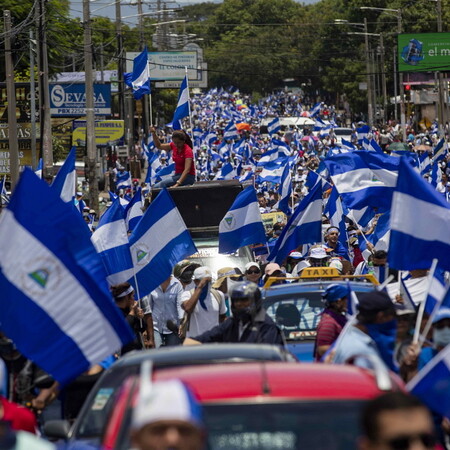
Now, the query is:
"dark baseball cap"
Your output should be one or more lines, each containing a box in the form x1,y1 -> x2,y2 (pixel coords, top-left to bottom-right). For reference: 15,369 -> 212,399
357,290 -> 395,313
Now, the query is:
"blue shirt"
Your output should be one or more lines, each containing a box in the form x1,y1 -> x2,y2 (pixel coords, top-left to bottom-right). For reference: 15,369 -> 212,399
148,277 -> 184,334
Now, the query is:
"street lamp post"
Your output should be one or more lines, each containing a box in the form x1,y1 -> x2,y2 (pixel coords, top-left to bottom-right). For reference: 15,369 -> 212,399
360,7 -> 406,140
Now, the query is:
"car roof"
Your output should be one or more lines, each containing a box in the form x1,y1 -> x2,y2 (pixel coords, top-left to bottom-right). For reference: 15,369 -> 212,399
111,344 -> 292,369
153,362 -> 394,402
262,281 -> 375,298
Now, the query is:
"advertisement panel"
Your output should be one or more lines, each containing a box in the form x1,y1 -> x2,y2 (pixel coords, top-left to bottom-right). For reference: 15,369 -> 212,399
72,120 -> 124,146
0,123 -> 38,175
398,33 -> 450,72
50,83 -> 111,116
126,51 -> 198,81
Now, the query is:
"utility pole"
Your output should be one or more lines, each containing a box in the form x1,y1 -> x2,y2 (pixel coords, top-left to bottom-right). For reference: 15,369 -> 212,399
137,0 -> 149,142
4,10 -> 20,190
83,0 -> 99,212
30,30 -> 37,170
115,0 -> 125,120
380,33 -> 387,124
397,11 -> 407,141
39,0 -> 53,179
364,18 -> 374,126
436,0 -> 447,134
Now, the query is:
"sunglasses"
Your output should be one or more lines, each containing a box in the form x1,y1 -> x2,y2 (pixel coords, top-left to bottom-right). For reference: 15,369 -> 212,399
384,432 -> 435,450
246,270 -> 261,275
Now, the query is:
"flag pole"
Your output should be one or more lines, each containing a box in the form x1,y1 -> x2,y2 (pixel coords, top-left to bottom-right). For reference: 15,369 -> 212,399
413,258 -> 438,345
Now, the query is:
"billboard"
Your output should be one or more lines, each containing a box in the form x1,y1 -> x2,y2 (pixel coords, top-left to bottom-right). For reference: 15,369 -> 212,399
126,51 -> 198,81
398,33 -> 450,72
72,120 -> 124,147
49,83 -> 111,116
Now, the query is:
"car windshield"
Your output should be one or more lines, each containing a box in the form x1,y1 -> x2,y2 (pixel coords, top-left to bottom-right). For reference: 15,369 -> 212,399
203,401 -> 363,449
263,286 -> 371,341
263,292 -> 323,341
115,400 -> 363,450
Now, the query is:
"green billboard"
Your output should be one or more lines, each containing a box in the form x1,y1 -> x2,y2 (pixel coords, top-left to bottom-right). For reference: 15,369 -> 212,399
398,33 -> 450,72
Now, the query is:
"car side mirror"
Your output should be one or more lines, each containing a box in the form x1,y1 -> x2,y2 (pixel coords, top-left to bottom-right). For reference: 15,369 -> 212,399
43,420 -> 71,441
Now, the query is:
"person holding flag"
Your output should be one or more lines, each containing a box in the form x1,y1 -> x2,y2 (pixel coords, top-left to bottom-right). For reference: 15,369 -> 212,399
150,127 -> 196,188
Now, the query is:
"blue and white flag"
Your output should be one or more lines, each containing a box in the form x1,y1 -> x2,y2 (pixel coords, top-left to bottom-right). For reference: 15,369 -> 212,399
128,189 -> 197,298
171,75 -> 189,130
362,138 -> 383,153
389,157 -> 450,271
116,169 -> 132,190
433,138 -> 447,163
52,147 -> 76,203
309,102 -> 322,117
35,158 -> 43,179
91,198 -> 135,285
268,181 -> 322,264
223,121 -> 239,141
268,117 -> 281,136
109,191 -> 129,208
276,163 -> 292,216
155,163 -> 175,182
219,186 -> 266,254
0,177 -> 7,205
356,125 -> 370,144
258,162 -> 285,184
424,266 -> 449,315
341,139 -> 356,151
407,342 -> 450,418
124,188 -> 143,232
399,278 -> 418,312
0,169 -> 133,385
270,139 -> 292,157
324,186 -> 347,249
145,153 -> 162,185
325,151 -> 398,211
123,47 -> 151,100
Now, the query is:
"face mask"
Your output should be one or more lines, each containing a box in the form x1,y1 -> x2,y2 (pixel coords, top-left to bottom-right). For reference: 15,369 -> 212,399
366,319 -> 398,372
232,305 -> 253,324
433,327 -> 450,348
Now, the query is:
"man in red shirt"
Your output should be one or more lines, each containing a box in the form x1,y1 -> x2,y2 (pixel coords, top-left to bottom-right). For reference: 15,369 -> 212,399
315,284 -> 348,361
0,395 -> 37,434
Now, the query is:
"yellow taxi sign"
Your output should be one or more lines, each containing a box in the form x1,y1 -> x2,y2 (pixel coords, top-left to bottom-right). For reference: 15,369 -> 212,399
300,267 -> 340,278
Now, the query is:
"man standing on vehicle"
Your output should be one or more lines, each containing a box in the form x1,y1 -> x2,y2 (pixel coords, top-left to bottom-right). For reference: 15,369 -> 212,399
181,267 -> 227,339
183,281 -> 284,345
324,226 -> 349,259
332,290 -> 398,372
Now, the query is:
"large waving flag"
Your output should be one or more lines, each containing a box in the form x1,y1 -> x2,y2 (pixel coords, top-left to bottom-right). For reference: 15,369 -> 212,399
268,117 -> 281,136
219,186 -> 266,254
91,198 -> 134,285
258,162 -> 285,184
116,169 -> 131,190
325,151 -> 398,211
276,163 -> 292,216
128,189 -> 197,298
0,169 -> 133,385
124,188 -> 143,232
268,181 -> 322,264
171,75 -> 189,130
52,147 -> 76,203
407,342 -> 450,419
356,125 -> 370,144
155,163 -> 175,183
423,266 -> 449,315
124,47 -> 151,100
389,157 -> 450,271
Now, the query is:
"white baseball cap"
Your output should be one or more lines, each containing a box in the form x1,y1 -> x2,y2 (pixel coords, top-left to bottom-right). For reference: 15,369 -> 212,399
192,266 -> 212,280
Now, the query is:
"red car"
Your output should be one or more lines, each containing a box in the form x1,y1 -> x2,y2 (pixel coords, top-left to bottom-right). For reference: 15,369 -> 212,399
102,361 -> 404,450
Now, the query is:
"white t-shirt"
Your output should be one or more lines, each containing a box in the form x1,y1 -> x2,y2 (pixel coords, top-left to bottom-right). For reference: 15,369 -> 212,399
181,288 -> 226,338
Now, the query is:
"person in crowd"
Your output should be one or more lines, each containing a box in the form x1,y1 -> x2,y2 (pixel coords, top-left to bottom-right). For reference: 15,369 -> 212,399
173,261 -> 200,292
131,380 -> 205,450
180,267 -> 227,339
143,275 -> 184,348
358,392 -> 436,450
183,281 -> 283,345
243,262 -> 262,286
263,263 -> 286,286
324,226 -> 349,259
212,267 -> 243,315
333,290 -> 398,371
150,127 -> 196,188
111,283 -> 147,353
315,284 -> 348,361
355,250 -> 398,285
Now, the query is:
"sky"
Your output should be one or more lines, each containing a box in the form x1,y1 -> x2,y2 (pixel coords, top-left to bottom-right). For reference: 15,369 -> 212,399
70,0 -> 314,26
